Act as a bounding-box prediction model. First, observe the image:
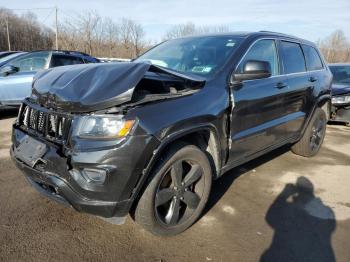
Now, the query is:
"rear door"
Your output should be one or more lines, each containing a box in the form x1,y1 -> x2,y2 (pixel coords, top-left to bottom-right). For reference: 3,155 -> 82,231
279,41 -> 315,137
0,52 -> 50,105
229,39 -> 289,163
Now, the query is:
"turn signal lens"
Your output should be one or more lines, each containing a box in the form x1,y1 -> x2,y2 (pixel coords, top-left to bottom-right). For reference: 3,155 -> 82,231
118,120 -> 135,137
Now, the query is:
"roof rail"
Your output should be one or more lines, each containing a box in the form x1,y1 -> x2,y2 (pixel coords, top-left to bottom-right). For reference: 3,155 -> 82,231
51,50 -> 91,56
258,30 -> 298,38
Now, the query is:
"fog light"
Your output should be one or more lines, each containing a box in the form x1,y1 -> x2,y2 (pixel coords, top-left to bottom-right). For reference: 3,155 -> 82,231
81,168 -> 107,183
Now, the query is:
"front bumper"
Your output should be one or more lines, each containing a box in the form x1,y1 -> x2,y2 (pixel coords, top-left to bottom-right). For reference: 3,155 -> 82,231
11,126 -> 159,218
331,105 -> 350,123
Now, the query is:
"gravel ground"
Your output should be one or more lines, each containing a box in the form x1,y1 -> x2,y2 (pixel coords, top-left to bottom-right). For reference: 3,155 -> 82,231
0,108 -> 349,262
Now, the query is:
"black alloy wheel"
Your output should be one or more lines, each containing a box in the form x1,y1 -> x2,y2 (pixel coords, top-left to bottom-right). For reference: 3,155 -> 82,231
155,159 -> 205,226
134,143 -> 212,236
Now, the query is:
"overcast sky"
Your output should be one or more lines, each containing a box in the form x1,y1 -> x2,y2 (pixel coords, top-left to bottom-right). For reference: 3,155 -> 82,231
1,0 -> 350,42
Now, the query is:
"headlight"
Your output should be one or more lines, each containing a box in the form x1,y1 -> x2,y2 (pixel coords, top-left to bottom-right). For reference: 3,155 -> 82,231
74,115 -> 135,139
332,95 -> 350,105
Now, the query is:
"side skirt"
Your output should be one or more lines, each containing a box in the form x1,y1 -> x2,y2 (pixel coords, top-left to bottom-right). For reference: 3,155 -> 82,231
220,135 -> 299,175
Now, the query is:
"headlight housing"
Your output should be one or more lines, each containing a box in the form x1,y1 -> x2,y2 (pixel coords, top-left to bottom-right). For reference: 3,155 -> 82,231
332,95 -> 350,105
74,115 -> 135,139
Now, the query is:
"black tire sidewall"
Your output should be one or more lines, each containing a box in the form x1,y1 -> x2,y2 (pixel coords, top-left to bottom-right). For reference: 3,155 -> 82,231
304,108 -> 327,156
135,144 -> 212,236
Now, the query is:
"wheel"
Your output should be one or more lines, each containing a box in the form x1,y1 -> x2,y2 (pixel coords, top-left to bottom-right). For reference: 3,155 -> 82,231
134,143 -> 212,236
291,107 -> 327,157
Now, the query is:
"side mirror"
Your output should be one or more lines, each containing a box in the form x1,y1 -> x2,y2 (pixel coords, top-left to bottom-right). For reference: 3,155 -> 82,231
0,65 -> 19,76
233,60 -> 272,82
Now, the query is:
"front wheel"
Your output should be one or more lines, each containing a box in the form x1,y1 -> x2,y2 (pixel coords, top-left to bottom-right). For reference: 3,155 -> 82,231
134,143 -> 212,236
291,107 -> 327,157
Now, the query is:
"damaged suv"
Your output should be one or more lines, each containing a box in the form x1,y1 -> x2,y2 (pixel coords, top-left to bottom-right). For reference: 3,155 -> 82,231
11,32 -> 332,236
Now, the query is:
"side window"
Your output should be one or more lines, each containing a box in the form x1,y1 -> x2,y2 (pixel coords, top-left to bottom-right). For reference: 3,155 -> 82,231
50,55 -> 84,67
238,39 -> 279,76
302,45 -> 323,71
10,52 -> 50,72
280,41 -> 306,74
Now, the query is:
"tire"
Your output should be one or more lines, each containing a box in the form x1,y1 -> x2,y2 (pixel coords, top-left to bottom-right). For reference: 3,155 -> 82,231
134,143 -> 212,236
291,107 -> 327,157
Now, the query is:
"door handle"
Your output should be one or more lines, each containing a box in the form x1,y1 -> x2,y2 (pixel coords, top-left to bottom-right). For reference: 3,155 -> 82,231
275,82 -> 288,89
309,76 -> 318,82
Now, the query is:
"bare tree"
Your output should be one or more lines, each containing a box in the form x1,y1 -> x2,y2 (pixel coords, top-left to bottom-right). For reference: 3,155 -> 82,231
129,20 -> 145,57
164,22 -> 196,40
164,22 -> 231,40
0,8 -> 53,51
77,11 -> 101,55
319,30 -> 350,63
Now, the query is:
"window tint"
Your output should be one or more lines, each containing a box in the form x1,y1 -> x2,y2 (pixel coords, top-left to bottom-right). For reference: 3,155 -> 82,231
51,55 -> 84,67
329,66 -> 350,84
303,45 -> 323,71
238,39 -> 279,76
280,41 -> 306,74
10,52 -> 50,72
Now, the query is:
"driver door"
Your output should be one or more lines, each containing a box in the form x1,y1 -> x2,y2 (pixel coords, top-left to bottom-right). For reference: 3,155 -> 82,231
0,52 -> 50,105
228,39 -> 289,163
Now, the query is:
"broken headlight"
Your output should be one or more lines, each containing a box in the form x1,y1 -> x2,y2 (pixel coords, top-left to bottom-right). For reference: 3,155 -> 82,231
74,115 -> 135,139
332,95 -> 350,105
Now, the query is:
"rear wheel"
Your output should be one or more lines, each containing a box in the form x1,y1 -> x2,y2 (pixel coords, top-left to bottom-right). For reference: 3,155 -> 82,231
291,107 -> 327,157
134,143 -> 212,236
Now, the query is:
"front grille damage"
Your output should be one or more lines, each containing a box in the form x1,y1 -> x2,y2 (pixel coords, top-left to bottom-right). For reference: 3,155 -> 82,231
17,103 -> 72,144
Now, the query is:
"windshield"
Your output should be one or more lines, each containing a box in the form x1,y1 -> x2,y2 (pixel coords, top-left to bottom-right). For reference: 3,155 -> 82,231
136,36 -> 243,77
329,65 -> 350,84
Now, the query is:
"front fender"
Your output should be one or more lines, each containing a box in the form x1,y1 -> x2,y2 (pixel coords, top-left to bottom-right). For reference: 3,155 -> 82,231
130,123 -> 223,201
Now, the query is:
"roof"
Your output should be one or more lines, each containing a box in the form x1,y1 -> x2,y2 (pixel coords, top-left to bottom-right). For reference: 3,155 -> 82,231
174,31 -> 315,46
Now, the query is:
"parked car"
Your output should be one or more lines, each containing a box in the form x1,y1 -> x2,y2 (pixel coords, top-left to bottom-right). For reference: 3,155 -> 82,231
0,50 -> 99,108
11,32 -> 332,236
0,51 -> 27,68
328,63 -> 350,126
0,51 -> 23,59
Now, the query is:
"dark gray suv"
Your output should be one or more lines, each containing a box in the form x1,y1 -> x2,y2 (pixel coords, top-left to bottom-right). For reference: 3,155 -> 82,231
11,32 -> 332,236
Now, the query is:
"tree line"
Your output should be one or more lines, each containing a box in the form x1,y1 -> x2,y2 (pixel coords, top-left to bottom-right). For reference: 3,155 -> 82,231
1,7 -> 350,62
0,8 -> 53,51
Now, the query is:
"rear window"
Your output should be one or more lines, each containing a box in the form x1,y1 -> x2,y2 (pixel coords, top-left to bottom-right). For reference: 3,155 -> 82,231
51,55 -> 84,67
280,41 -> 306,74
303,45 -> 323,71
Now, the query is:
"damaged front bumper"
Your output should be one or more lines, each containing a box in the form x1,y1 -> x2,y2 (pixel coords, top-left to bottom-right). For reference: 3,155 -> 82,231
11,124 -> 159,221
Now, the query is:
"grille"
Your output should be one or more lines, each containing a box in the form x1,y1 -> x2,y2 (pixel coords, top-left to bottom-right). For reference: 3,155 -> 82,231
18,103 -> 72,144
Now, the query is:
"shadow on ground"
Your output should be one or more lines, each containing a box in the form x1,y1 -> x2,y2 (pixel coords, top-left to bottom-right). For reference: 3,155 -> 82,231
203,145 -> 291,216
261,177 -> 336,262
0,108 -> 18,120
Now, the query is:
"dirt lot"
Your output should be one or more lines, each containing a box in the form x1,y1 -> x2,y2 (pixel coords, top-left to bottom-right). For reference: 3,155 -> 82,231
0,108 -> 349,262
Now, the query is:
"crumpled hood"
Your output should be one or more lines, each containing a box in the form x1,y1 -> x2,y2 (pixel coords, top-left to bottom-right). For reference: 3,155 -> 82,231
331,83 -> 350,96
31,62 -> 205,113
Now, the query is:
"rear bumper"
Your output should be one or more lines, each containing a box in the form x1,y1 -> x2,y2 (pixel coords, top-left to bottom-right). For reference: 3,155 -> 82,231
331,105 -> 350,123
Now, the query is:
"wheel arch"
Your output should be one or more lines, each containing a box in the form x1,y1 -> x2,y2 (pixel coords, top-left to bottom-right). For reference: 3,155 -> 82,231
130,124 -> 222,203
317,94 -> 331,120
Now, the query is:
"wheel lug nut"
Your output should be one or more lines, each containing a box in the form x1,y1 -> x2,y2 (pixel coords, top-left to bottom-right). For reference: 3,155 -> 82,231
174,186 -> 178,190
181,182 -> 184,186
180,197 -> 184,200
